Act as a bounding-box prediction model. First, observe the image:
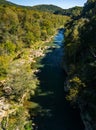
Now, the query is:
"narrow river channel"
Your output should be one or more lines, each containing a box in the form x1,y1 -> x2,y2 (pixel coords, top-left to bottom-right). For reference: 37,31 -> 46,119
32,29 -> 84,130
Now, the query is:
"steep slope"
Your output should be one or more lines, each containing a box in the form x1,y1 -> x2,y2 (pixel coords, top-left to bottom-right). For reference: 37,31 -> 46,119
65,6 -> 83,17
0,2 -> 70,129
64,0 -> 96,129
82,0 -> 96,18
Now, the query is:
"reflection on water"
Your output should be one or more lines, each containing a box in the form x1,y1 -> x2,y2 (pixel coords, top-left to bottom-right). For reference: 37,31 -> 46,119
54,29 -> 64,46
31,28 -> 84,130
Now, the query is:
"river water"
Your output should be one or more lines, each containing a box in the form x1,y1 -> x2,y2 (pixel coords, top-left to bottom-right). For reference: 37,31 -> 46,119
32,29 -> 84,130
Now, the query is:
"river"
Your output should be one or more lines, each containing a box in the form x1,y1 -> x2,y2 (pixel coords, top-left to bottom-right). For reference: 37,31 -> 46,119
31,29 -> 84,130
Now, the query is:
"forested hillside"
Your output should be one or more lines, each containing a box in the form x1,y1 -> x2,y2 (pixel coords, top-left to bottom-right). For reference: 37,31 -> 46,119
0,4 -> 69,77
0,1 -> 70,129
0,0 -> 96,129
31,4 -> 63,13
32,4 -> 83,18
64,6 -> 83,18
64,0 -> 96,129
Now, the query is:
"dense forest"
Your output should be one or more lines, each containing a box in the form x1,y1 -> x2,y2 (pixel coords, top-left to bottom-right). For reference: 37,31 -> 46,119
0,0 -> 83,17
64,0 -> 96,129
32,4 -> 83,18
31,4 -> 63,13
0,5 -> 69,77
0,1 -> 70,130
0,0 -> 96,130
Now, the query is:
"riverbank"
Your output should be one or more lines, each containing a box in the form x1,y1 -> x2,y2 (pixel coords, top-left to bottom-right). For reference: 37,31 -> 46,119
0,29 -> 84,130
30,29 -> 84,130
0,33 -> 56,129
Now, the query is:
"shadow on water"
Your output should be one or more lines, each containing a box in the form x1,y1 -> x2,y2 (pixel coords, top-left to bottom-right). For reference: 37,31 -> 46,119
31,29 -> 85,130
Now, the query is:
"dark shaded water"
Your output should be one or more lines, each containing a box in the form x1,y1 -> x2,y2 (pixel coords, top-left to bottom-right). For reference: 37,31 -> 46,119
32,29 -> 84,130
